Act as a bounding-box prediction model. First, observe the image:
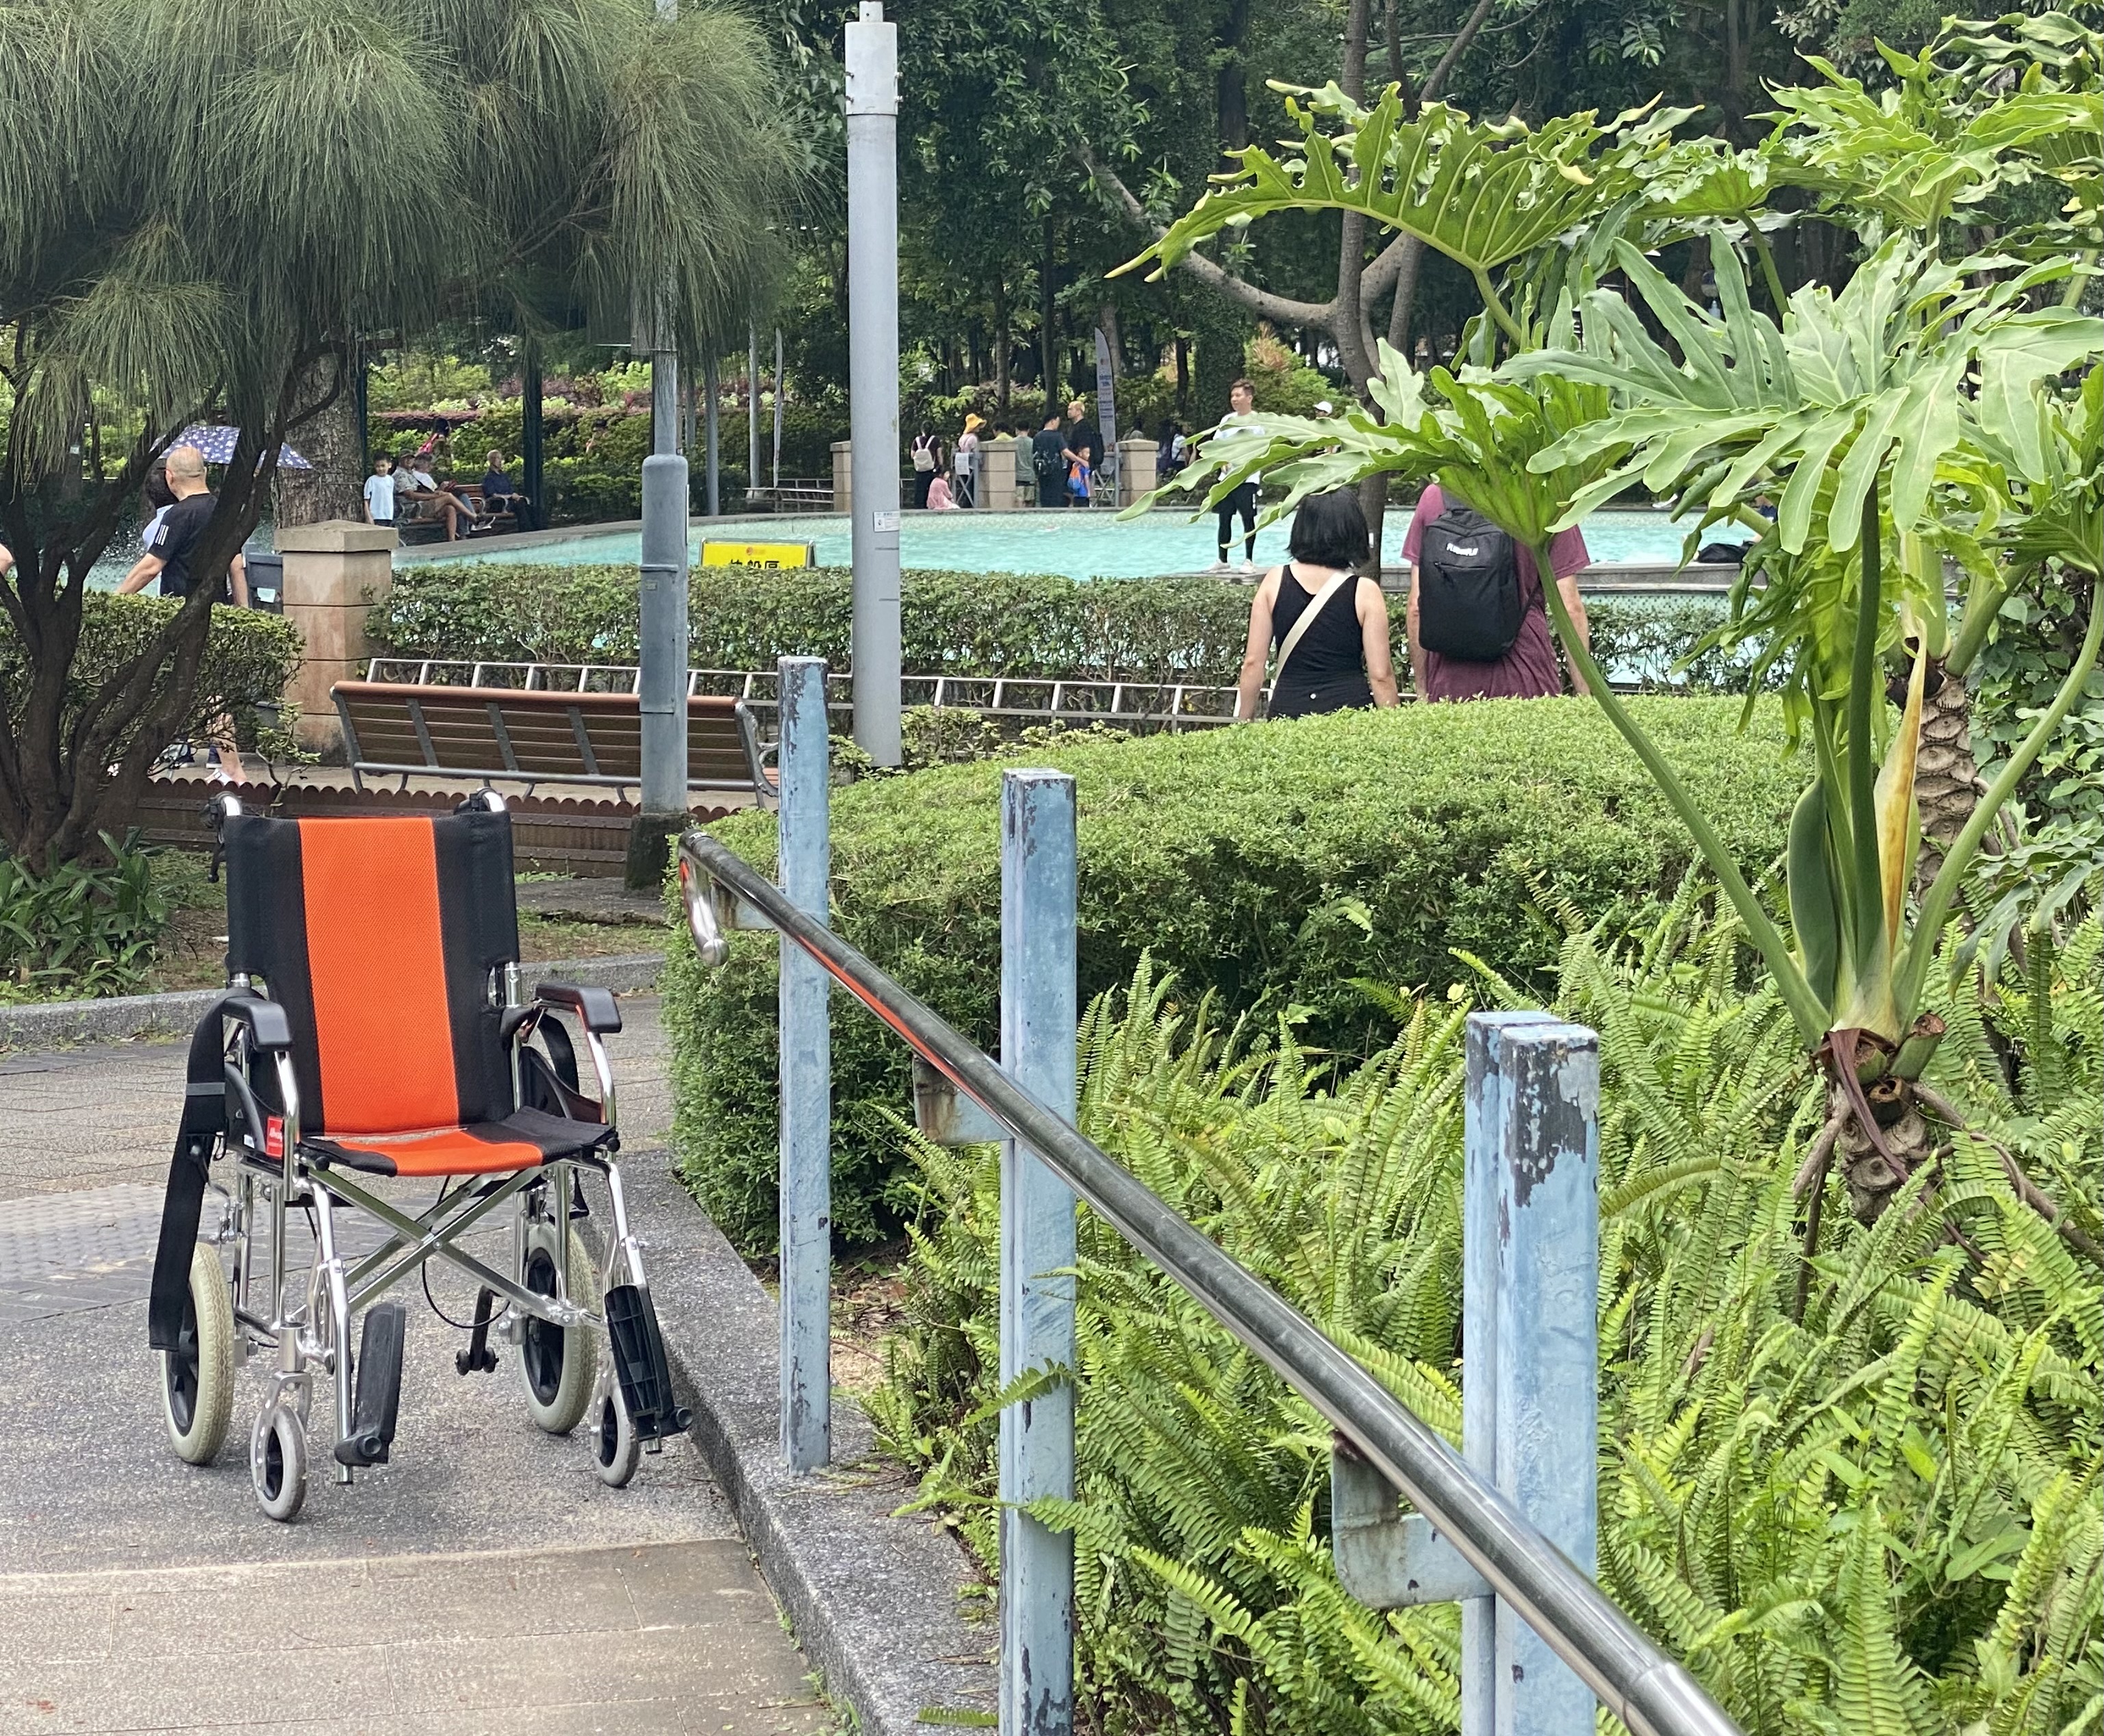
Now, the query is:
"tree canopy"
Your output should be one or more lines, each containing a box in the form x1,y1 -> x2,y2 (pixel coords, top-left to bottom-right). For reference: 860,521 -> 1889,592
0,0 -> 794,863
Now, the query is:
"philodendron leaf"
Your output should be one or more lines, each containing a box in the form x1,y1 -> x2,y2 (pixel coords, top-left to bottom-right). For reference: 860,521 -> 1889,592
1113,88 -> 1692,285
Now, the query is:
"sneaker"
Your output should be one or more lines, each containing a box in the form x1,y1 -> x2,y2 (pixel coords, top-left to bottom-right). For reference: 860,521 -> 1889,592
1208,559 -> 1234,574
1235,557 -> 1256,572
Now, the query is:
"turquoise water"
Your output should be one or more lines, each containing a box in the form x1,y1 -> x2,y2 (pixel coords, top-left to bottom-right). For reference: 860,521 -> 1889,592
399,507 -> 1747,581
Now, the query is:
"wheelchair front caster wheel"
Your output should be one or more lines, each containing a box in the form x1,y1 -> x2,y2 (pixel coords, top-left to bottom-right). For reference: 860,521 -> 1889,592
162,1243 -> 235,1465
520,1223 -> 598,1436
251,1401 -> 308,1522
590,1379 -> 641,1488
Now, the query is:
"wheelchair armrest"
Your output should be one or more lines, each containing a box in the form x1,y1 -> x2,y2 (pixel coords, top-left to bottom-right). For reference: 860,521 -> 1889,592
535,981 -> 622,1034
222,992 -> 293,1051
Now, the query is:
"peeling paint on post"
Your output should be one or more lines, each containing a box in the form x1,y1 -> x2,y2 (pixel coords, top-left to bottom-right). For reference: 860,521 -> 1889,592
778,656 -> 832,1472
1462,1012 -> 1557,1736
1478,1015 -> 1600,1736
1000,769 -> 1076,1736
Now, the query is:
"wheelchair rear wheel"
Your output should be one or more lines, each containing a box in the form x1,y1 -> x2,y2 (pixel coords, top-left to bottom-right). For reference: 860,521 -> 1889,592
520,1223 -> 598,1435
162,1242 -> 236,1465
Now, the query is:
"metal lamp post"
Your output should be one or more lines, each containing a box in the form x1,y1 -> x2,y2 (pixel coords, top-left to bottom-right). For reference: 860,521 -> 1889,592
845,0 -> 901,765
629,0 -> 694,889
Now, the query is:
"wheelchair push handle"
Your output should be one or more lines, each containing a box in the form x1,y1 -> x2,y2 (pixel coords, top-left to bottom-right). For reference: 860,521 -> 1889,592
535,981 -> 622,1034
221,991 -> 294,1051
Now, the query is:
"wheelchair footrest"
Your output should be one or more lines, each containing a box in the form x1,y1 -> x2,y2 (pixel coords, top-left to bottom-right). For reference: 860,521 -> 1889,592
604,1283 -> 692,1444
335,1302 -> 406,1468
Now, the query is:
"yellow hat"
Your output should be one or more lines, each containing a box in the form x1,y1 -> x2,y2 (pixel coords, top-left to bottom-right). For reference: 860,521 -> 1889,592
964,413 -> 986,432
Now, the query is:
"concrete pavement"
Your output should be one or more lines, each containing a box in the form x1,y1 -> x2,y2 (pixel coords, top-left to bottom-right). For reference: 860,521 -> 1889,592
0,997 -> 833,1735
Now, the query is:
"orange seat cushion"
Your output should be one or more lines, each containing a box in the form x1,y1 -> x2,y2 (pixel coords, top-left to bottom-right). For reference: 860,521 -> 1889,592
307,1110 -> 613,1179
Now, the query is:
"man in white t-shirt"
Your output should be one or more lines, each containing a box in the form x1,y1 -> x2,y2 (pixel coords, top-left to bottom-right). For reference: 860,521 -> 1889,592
1211,379 -> 1267,570
363,455 -> 396,526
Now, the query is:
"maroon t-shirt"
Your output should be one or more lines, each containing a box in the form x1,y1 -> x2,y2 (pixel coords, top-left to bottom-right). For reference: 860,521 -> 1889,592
1402,485 -> 1590,701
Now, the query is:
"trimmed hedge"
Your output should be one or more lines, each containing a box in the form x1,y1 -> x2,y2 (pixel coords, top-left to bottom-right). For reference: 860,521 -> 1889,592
663,696 -> 1803,1253
0,593 -> 303,756
374,560 -> 1758,691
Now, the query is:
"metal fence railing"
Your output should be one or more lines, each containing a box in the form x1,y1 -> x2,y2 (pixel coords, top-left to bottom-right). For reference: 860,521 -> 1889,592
674,656 -> 1744,1736
364,657 -> 1241,730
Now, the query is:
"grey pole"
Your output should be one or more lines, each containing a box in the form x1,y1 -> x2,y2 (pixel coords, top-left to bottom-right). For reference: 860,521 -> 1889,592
844,1 -> 902,765
748,326 -> 762,507
630,447 -> 690,886
704,350 -> 721,516
630,0 -> 690,888
777,656 -> 833,1472
999,769 -> 1077,1736
772,328 -> 786,494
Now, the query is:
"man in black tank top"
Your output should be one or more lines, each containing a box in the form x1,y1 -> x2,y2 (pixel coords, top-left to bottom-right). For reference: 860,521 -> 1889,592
1232,490 -> 1400,722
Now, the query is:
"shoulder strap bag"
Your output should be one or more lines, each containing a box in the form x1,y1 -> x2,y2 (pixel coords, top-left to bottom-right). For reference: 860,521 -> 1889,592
1255,566 -> 1356,715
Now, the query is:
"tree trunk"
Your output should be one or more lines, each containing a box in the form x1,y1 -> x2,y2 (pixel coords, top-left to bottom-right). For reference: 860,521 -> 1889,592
1914,661 -> 1981,891
993,281 -> 1011,414
1217,0 -> 1252,158
1039,218 -> 1059,420
275,352 -> 366,526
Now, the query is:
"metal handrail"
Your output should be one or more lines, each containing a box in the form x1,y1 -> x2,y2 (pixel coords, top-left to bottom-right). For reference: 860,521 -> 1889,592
674,828 -> 1742,1736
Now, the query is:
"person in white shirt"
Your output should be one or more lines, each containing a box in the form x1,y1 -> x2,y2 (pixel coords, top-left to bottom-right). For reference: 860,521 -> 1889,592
1212,379 -> 1267,571
362,455 -> 396,526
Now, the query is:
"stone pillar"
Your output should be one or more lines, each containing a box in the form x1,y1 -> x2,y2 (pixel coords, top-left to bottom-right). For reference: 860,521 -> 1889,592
831,439 -> 854,515
1117,437 -> 1159,508
978,436 -> 1019,511
278,520 -> 396,754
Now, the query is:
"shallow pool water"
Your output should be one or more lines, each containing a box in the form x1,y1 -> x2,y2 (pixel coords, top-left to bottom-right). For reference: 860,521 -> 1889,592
401,506 -> 1747,581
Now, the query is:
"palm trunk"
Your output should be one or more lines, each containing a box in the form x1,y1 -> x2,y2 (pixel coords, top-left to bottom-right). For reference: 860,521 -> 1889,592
1832,1075 -> 1934,1223
1914,661 -> 1980,892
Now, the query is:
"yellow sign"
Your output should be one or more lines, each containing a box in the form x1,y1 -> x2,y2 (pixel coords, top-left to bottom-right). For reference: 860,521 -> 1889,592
700,539 -> 816,569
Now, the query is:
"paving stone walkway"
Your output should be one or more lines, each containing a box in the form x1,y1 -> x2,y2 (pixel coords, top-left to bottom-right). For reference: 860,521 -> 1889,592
0,998 -> 830,1735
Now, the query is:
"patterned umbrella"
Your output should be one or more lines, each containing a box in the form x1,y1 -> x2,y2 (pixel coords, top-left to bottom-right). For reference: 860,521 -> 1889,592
170,425 -> 314,471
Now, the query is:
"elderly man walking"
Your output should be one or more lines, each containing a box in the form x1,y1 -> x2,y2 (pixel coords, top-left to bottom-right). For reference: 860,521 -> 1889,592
117,443 -> 250,782
118,444 -> 250,607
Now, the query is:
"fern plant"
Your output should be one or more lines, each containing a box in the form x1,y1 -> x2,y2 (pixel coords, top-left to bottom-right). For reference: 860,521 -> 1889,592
870,893 -> 2103,1735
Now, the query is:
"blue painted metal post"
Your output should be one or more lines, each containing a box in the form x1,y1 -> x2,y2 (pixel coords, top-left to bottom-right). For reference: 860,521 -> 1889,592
999,769 -> 1077,1736
778,656 -> 832,1472
1465,1013 -> 1599,1736
1463,1013 -> 1554,1736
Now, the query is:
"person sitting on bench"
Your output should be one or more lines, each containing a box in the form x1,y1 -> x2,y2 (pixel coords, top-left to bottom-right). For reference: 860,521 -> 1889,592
479,448 -> 537,533
396,455 -> 474,541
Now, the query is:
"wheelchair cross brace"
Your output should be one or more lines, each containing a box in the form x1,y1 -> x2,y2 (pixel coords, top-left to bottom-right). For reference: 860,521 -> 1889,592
321,1162 -> 615,1325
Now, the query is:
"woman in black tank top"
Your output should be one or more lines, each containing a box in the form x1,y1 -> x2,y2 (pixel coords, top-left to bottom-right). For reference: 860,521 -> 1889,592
1234,489 -> 1402,722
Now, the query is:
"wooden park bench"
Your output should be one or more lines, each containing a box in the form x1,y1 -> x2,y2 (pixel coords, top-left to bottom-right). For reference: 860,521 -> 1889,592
331,680 -> 776,805
394,483 -> 519,544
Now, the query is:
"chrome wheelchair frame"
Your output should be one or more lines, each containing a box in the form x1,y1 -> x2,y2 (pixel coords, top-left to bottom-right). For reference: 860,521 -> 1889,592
160,793 -> 688,1520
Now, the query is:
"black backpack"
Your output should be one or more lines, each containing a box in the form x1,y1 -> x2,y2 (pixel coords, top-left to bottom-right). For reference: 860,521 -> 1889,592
1415,502 -> 1525,662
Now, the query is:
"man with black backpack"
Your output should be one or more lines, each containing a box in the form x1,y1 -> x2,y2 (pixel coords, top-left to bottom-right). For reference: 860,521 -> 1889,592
1401,483 -> 1593,701
1030,411 -> 1069,508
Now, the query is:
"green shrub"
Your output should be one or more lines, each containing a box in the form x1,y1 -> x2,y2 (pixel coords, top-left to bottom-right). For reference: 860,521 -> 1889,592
661,697 -> 1803,1251
375,563 -> 1256,682
0,593 -> 303,767
867,902 -> 2103,1735
0,832 -> 173,999
374,561 -> 1753,693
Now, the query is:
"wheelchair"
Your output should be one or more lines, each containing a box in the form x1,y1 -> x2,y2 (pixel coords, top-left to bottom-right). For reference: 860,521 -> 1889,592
147,793 -> 690,1520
